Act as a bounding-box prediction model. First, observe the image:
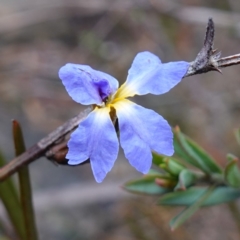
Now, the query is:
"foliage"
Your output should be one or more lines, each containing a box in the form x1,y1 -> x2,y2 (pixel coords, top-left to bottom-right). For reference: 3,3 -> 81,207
124,126 -> 240,229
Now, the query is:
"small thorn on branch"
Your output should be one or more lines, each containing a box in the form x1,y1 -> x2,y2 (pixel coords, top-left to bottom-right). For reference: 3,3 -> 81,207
185,18 -> 222,77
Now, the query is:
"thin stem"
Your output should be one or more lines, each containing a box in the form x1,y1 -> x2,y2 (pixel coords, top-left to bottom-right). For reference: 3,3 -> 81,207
217,54 -> 240,68
0,107 -> 91,182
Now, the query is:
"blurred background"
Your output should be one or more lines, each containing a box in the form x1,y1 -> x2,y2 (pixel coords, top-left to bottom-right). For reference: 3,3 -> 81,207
0,0 -> 240,239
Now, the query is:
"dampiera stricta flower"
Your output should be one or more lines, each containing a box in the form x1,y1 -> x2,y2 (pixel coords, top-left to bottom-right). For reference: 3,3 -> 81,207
59,51 -> 189,183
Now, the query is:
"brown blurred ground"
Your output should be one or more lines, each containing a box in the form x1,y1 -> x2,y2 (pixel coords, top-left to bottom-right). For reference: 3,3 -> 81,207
0,0 -> 240,239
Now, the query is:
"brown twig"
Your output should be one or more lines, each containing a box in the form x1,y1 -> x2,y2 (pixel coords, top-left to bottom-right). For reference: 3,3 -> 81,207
0,108 -> 91,182
0,19 -> 240,182
217,54 -> 240,68
184,19 -> 240,77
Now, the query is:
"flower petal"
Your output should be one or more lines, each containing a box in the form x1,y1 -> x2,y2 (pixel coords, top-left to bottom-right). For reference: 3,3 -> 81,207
115,51 -> 189,99
67,107 -> 119,183
59,64 -> 119,105
114,99 -> 173,173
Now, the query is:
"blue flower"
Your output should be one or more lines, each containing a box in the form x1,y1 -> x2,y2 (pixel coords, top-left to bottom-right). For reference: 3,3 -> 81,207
59,51 -> 189,183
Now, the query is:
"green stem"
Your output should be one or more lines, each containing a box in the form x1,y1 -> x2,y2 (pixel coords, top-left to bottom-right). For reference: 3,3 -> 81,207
13,120 -> 38,240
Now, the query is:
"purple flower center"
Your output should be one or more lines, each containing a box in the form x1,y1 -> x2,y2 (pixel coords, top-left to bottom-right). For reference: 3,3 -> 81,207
94,78 -> 112,102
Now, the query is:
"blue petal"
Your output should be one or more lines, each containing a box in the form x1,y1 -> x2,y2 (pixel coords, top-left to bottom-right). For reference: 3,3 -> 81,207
114,99 -> 173,173
59,64 -> 119,105
67,107 -> 119,183
118,51 -> 189,98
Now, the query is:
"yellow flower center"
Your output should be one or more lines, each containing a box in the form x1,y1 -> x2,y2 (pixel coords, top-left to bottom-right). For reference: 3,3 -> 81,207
105,82 -> 136,107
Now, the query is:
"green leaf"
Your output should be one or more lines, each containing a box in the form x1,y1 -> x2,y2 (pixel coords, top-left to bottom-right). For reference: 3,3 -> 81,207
0,151 -> 25,240
170,186 -> 215,230
224,158 -> 240,188
173,127 -> 222,174
147,169 -> 162,175
174,169 -> 200,191
152,152 -> 165,166
158,186 -> 240,206
152,152 -> 186,176
12,120 -> 38,240
164,158 -> 186,176
174,137 -> 193,164
123,175 -> 172,195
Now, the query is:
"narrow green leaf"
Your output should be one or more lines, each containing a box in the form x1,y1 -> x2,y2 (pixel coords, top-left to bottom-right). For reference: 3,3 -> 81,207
170,186 -> 215,230
0,151 -> 25,240
152,152 -> 165,166
164,158 -> 186,176
174,136 -> 194,164
174,169 -> 200,191
173,127 -> 222,174
147,169 -> 162,175
13,120 -> 38,240
158,186 -> 240,206
224,159 -> 240,188
123,175 -> 172,195
152,152 -> 186,177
